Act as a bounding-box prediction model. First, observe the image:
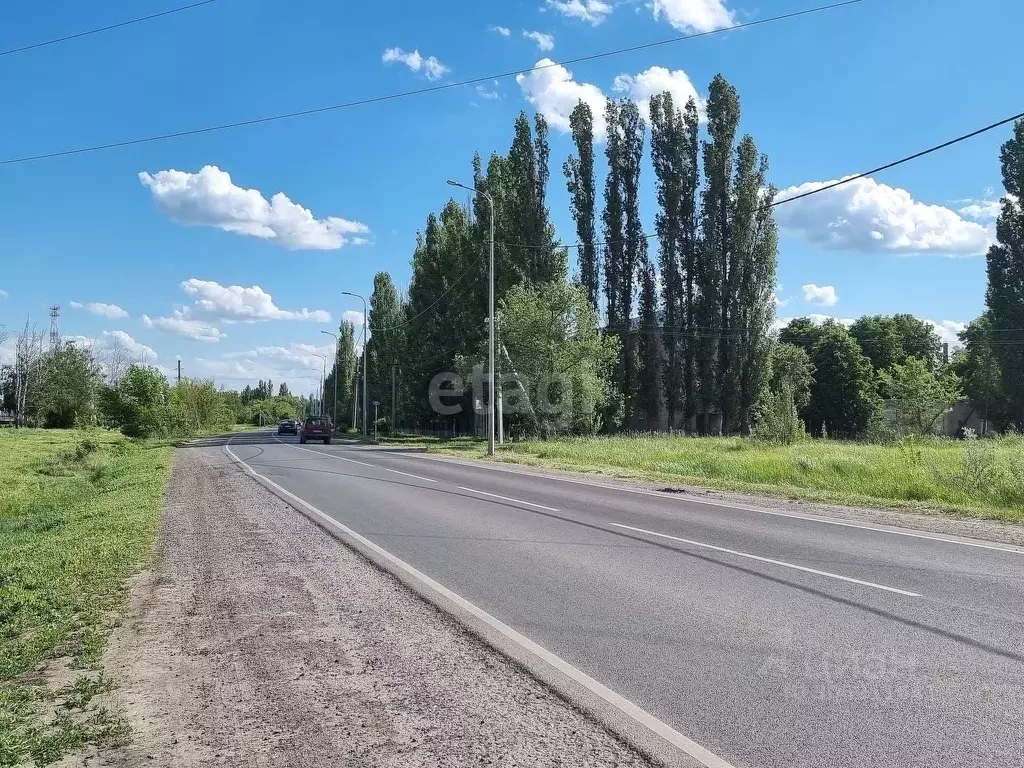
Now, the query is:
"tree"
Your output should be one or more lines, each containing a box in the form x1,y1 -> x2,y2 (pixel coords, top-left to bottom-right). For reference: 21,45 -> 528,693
366,271 -> 406,423
636,264 -> 662,426
881,357 -> 962,435
768,342 -> 815,412
650,91 -> 684,428
778,317 -> 825,354
849,314 -> 941,372
951,313 -> 1012,433
278,382 -> 290,397
984,118 -> 1024,427
324,320 -> 357,427
101,364 -> 171,438
805,322 -> 880,437
495,281 -> 619,437
32,342 -> 102,428
564,100 -> 599,312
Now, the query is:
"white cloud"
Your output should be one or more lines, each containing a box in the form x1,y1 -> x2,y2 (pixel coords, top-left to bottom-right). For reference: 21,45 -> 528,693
69,301 -> 129,319
139,165 -> 369,251
516,59 -> 608,139
142,312 -> 224,343
958,195 -> 1016,222
343,310 -> 365,329
0,289 -> 7,299
546,0 -> 613,25
924,319 -> 967,348
381,47 -> 449,80
490,25 -> 511,36
476,83 -> 501,100
774,314 -> 856,330
612,66 -> 704,121
774,176 -> 993,256
523,30 -> 555,52
180,279 -> 331,323
650,0 -> 735,33
67,331 -> 158,362
802,283 -> 838,307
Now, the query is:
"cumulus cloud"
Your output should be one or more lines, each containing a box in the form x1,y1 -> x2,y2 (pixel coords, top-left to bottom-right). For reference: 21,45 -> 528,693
958,195 -> 1017,222
802,283 -> 838,307
774,177 -> 993,256
517,59 -> 608,139
490,25 -> 511,36
68,331 -> 157,362
141,312 -> 225,343
70,301 -> 129,319
650,0 -> 735,32
612,66 -> 704,121
139,165 -> 369,251
774,314 -> 856,330
523,30 -> 555,52
546,0 -> 613,24
924,319 -> 967,348
180,279 -> 331,323
381,47 -> 449,80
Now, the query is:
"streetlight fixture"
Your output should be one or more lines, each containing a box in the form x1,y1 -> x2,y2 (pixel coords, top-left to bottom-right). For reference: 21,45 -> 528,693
341,291 -> 368,437
321,330 -> 339,431
447,179 -> 495,456
312,354 -> 327,416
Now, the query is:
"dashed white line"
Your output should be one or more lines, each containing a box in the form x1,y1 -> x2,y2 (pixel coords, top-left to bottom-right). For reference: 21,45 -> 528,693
276,439 -> 437,481
611,523 -> 922,597
457,487 -> 560,512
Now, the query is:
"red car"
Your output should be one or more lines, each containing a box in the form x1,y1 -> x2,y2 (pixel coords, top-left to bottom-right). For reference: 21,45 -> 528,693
300,416 -> 333,444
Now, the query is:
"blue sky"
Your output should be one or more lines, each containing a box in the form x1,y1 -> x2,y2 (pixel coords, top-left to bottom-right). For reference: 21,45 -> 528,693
1,0 -> 1020,393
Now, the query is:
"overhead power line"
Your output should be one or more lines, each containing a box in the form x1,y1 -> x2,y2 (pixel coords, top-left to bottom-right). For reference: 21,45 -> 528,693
496,109 -> 1024,252
0,0 -> 220,58
0,0 -> 862,166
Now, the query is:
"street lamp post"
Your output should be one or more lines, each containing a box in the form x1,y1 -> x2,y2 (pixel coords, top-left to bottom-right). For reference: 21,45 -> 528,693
342,291 -> 368,437
312,354 -> 327,416
447,179 -> 495,456
321,330 -> 339,432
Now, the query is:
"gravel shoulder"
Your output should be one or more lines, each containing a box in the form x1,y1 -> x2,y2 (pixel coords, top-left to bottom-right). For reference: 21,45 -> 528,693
98,446 -> 651,768
401,449 -> 1024,548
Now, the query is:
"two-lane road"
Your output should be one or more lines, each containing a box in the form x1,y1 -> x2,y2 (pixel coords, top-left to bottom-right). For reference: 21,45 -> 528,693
214,431 -> 1024,768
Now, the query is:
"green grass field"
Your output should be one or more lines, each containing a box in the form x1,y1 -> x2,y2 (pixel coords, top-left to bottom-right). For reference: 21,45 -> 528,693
0,430 -> 173,766
390,433 -> 1024,522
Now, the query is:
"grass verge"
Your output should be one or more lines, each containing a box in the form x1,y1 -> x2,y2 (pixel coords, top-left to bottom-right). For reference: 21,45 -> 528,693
382,433 -> 1024,523
0,429 -> 173,766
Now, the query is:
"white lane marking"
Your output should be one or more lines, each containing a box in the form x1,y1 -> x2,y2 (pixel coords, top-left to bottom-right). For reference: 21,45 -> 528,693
611,523 -> 922,597
405,454 -> 1024,555
457,486 -> 560,512
223,441 -> 735,768
278,439 -> 437,481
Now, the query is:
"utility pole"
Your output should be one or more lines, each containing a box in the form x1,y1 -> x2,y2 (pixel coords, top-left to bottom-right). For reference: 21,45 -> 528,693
321,330 -> 339,432
391,364 -> 397,433
177,359 -> 181,385
352,357 -> 359,430
342,291 -> 368,437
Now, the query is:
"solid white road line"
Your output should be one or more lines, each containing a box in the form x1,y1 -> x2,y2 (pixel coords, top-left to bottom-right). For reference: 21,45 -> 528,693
404,453 -> 1023,555
277,438 -> 437,481
457,486 -> 560,512
223,441 -> 735,768
611,523 -> 923,597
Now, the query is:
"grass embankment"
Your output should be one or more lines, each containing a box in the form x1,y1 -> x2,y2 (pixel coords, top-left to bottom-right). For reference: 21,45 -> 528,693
0,430 -> 172,766
384,433 -> 1024,522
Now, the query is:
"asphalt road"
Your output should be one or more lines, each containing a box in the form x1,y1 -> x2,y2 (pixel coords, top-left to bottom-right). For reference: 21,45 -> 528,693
209,430 -> 1024,768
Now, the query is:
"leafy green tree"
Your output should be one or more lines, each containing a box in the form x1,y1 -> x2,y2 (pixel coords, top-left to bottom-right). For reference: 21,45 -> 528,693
984,118 -> 1024,426
850,314 -> 941,372
880,357 -> 962,435
636,264 -> 662,426
564,100 -> 598,312
170,379 -> 233,434
768,342 -> 815,412
951,313 -> 1013,432
278,382 -> 290,397
366,271 -> 406,424
497,281 -> 619,436
32,342 -> 102,428
325,320 -> 358,427
805,322 -> 880,437
101,364 -> 172,438
778,317 -> 825,354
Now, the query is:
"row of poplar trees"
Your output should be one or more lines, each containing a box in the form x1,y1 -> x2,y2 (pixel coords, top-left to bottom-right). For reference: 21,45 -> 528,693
335,73 -> 780,436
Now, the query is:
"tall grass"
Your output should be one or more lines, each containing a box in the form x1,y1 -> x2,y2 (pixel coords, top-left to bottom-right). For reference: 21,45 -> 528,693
0,430 -> 172,766
423,433 -> 1024,522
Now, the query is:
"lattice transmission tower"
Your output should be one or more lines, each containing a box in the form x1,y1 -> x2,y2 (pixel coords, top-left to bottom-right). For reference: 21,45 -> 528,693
49,305 -> 61,348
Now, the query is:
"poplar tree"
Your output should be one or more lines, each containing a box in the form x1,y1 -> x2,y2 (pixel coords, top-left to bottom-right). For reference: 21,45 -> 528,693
564,101 -> 599,312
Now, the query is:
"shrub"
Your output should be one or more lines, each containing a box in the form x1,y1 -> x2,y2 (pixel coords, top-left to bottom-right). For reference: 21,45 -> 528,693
753,383 -> 806,445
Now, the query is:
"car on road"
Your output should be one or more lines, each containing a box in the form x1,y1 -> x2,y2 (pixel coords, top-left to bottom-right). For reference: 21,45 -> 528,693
277,417 -> 298,436
300,416 -> 332,444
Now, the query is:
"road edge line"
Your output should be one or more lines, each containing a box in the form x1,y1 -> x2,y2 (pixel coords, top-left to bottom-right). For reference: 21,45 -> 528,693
222,440 -> 735,768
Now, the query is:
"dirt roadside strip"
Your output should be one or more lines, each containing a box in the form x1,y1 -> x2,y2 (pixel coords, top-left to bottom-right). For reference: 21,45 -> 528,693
92,446 -> 655,768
